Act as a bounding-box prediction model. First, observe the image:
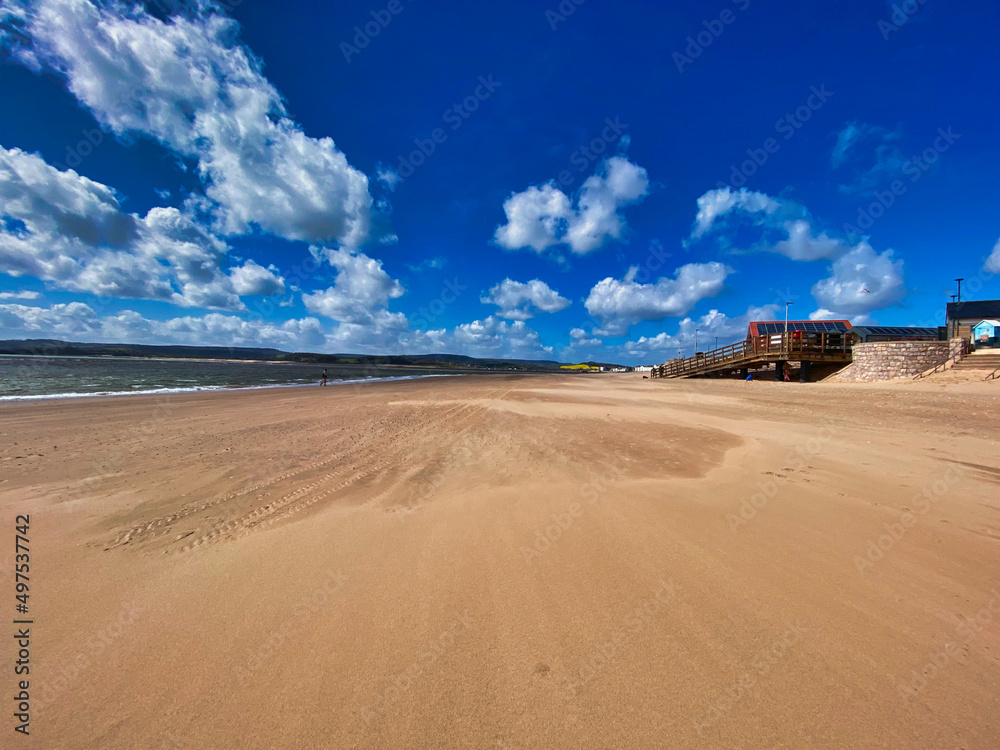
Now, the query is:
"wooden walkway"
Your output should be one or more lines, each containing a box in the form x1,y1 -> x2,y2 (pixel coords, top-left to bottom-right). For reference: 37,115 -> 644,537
650,332 -> 852,379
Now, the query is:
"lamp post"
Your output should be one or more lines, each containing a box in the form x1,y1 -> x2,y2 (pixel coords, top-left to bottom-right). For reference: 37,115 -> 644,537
694,329 -> 699,355
784,302 -> 793,354
953,279 -> 965,338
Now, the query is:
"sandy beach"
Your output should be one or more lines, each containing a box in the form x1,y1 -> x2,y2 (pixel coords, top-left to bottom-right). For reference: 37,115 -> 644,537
2,373 -> 998,749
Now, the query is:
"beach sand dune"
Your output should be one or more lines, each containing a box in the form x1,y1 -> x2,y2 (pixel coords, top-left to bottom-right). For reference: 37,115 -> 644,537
2,374 -> 998,748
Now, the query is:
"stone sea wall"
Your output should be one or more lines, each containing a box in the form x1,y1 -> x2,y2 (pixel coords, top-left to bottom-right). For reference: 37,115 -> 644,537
836,341 -> 953,382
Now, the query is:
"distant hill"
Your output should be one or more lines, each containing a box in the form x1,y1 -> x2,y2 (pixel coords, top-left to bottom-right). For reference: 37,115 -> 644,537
0,339 -> 629,372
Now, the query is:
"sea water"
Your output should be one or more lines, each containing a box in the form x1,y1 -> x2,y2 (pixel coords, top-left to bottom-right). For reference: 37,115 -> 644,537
0,355 -> 466,400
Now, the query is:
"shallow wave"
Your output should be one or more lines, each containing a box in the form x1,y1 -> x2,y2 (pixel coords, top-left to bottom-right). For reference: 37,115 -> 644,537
0,374 -> 465,402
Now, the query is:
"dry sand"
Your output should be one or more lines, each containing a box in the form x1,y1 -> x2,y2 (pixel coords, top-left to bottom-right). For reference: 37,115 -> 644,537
1,373 -> 998,749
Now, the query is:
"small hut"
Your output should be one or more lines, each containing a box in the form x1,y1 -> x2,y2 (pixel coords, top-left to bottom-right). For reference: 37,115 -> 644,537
972,320 -> 999,346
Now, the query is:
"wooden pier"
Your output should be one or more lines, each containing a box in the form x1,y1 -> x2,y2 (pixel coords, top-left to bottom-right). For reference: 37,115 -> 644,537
650,331 -> 852,380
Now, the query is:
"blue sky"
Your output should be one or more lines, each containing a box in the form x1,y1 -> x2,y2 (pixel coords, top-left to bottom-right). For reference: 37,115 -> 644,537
0,0 -> 998,364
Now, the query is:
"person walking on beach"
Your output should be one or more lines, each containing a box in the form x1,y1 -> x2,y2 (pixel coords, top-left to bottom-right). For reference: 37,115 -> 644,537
320,368 -> 328,386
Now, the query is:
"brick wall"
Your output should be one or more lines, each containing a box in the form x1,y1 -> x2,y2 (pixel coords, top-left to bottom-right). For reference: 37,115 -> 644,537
836,341 -> 952,382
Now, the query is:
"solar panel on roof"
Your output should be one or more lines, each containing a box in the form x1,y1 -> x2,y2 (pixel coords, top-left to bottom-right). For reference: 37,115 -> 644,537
852,326 -> 939,340
754,321 -> 848,335
860,326 -> 937,335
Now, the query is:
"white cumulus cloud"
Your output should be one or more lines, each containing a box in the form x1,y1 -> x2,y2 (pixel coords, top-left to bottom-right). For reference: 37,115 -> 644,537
0,299 -> 564,361
301,248 -> 407,349
480,278 -> 570,320
0,145 -> 285,310
690,187 -> 782,239
5,0 -> 373,246
686,186 -> 908,321
450,316 -> 553,359
584,261 -> 731,336
0,300 -> 101,337
810,241 -> 904,319
494,156 -> 649,255
984,237 -> 1000,274
0,290 -> 40,300
567,327 -> 602,347
689,187 -> 846,262
229,260 -> 285,296
0,300 -> 329,350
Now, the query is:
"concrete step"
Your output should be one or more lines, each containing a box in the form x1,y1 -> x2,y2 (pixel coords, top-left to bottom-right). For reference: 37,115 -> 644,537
954,360 -> 1000,369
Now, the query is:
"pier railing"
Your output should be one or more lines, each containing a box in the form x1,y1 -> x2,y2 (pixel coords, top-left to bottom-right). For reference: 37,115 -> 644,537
651,332 -> 851,379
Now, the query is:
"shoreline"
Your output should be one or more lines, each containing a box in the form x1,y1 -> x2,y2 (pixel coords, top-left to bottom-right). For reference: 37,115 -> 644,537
0,371 -> 470,403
